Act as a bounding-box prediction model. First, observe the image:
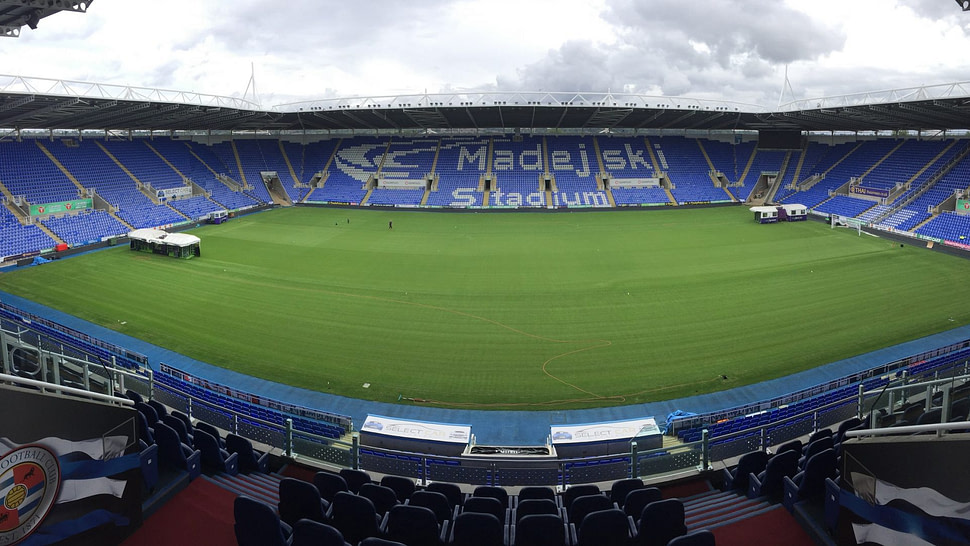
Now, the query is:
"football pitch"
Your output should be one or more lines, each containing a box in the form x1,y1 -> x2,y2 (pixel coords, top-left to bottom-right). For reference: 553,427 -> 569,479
2,206 -> 970,410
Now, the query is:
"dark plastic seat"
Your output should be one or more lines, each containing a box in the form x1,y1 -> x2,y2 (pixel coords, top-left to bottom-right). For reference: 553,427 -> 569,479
511,513 -> 570,546
147,399 -> 168,420
193,429 -> 238,475
313,471 -> 350,503
382,504 -> 444,546
473,485 -> 510,509
125,389 -> 144,404
802,428 -> 832,450
327,491 -> 381,545
901,403 -> 925,424
134,408 -> 155,446
782,448 -> 838,512
427,481 -> 464,509
234,495 -> 292,546
170,410 -> 195,437
562,484 -> 599,511
774,439 -> 801,455
360,539 -> 407,546
916,407 -> 943,425
449,511 -> 505,546
278,478 -> 329,527
609,478 -> 645,508
381,475 -> 416,502
834,417 -> 863,445
723,450 -> 769,492
516,486 -> 558,506
161,413 -> 194,446
408,490 -> 454,524
749,449 -> 799,502
568,494 -> 613,528
635,499 -> 686,546
623,487 -> 662,520
577,508 -> 633,546
950,397 -> 970,421
359,482 -> 399,517
462,495 -> 507,524
138,442 -> 159,493
513,498 -> 560,524
134,401 -> 159,426
154,421 -> 200,479
194,421 -> 226,449
339,467 -> 372,494
799,436 -> 834,469
291,519 -> 349,546
226,433 -> 269,474
667,529 -> 716,546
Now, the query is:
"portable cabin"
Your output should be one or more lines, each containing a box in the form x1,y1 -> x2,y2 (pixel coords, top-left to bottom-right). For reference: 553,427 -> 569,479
207,210 -> 229,224
778,203 -> 807,221
750,206 -> 779,224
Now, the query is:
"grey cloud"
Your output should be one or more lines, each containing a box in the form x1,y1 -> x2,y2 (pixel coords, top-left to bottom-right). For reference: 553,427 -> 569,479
604,0 -> 845,65
205,0 -> 449,56
488,0 -> 847,105
897,0 -> 969,20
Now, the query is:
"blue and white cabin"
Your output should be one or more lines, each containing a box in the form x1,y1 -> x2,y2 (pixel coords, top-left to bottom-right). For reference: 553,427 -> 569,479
750,206 -> 779,224
778,204 -> 807,221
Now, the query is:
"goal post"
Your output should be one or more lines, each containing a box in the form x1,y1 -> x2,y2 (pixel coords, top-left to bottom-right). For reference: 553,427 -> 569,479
831,214 -> 863,235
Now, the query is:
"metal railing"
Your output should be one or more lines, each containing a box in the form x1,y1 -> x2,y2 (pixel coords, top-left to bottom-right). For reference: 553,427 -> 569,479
4,301 -> 970,486
0,372 -> 132,406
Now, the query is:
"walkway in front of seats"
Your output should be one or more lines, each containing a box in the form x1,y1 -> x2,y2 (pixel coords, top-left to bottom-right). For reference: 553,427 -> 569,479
4,290 -> 969,445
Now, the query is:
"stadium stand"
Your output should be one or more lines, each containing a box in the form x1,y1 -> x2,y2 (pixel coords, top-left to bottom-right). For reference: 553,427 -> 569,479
0,205 -> 57,259
4,135 -> 970,259
490,136 -> 546,207
0,140 -> 80,204
305,137 -> 385,204
425,137 -> 486,208
545,135 -> 610,208
652,136 -> 735,204
732,147 -> 787,201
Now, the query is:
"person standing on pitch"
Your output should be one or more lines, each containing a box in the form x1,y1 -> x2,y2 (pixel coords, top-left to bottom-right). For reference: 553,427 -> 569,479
389,220 -> 393,229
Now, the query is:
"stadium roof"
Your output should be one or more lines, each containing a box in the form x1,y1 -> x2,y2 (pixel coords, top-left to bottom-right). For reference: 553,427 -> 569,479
2,75 -> 970,134
0,0 -> 92,38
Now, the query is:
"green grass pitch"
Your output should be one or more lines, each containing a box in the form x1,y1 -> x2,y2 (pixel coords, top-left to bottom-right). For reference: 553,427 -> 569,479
2,206 -> 970,410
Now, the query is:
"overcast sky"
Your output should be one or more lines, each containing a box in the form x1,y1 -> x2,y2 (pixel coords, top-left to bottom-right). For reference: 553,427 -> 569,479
2,0 -> 969,109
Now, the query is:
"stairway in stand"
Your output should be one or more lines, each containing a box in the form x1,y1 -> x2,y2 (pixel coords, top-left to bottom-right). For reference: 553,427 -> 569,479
683,487 -> 774,531
674,481 -> 816,546
204,470 -> 283,507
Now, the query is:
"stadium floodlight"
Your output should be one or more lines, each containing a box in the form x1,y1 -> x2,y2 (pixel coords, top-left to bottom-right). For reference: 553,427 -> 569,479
958,0 -> 970,11
25,10 -> 41,30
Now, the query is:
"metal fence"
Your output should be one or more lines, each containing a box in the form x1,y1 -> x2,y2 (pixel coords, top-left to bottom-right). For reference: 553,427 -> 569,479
3,314 -> 969,486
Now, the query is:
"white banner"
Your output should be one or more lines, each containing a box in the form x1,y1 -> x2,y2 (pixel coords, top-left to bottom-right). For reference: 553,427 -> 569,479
361,414 -> 471,444
157,186 -> 192,200
379,178 -> 426,189
611,178 -> 661,188
551,417 -> 659,445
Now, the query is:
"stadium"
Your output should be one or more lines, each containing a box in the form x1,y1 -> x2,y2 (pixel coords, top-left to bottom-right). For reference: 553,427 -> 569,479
3,2 -> 970,546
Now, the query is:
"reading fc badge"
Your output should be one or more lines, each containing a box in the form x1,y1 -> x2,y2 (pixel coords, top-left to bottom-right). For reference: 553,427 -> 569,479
0,445 -> 61,545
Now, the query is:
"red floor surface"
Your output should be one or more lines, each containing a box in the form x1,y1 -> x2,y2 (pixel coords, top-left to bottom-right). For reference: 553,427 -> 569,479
661,479 -> 714,499
711,505 -> 816,546
122,478 -> 237,546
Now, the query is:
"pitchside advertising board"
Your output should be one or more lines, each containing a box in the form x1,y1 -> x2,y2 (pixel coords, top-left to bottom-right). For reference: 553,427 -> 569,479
28,199 -> 93,217
551,417 -> 662,458
849,186 -> 891,199
0,387 -> 142,545
359,415 -> 472,457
